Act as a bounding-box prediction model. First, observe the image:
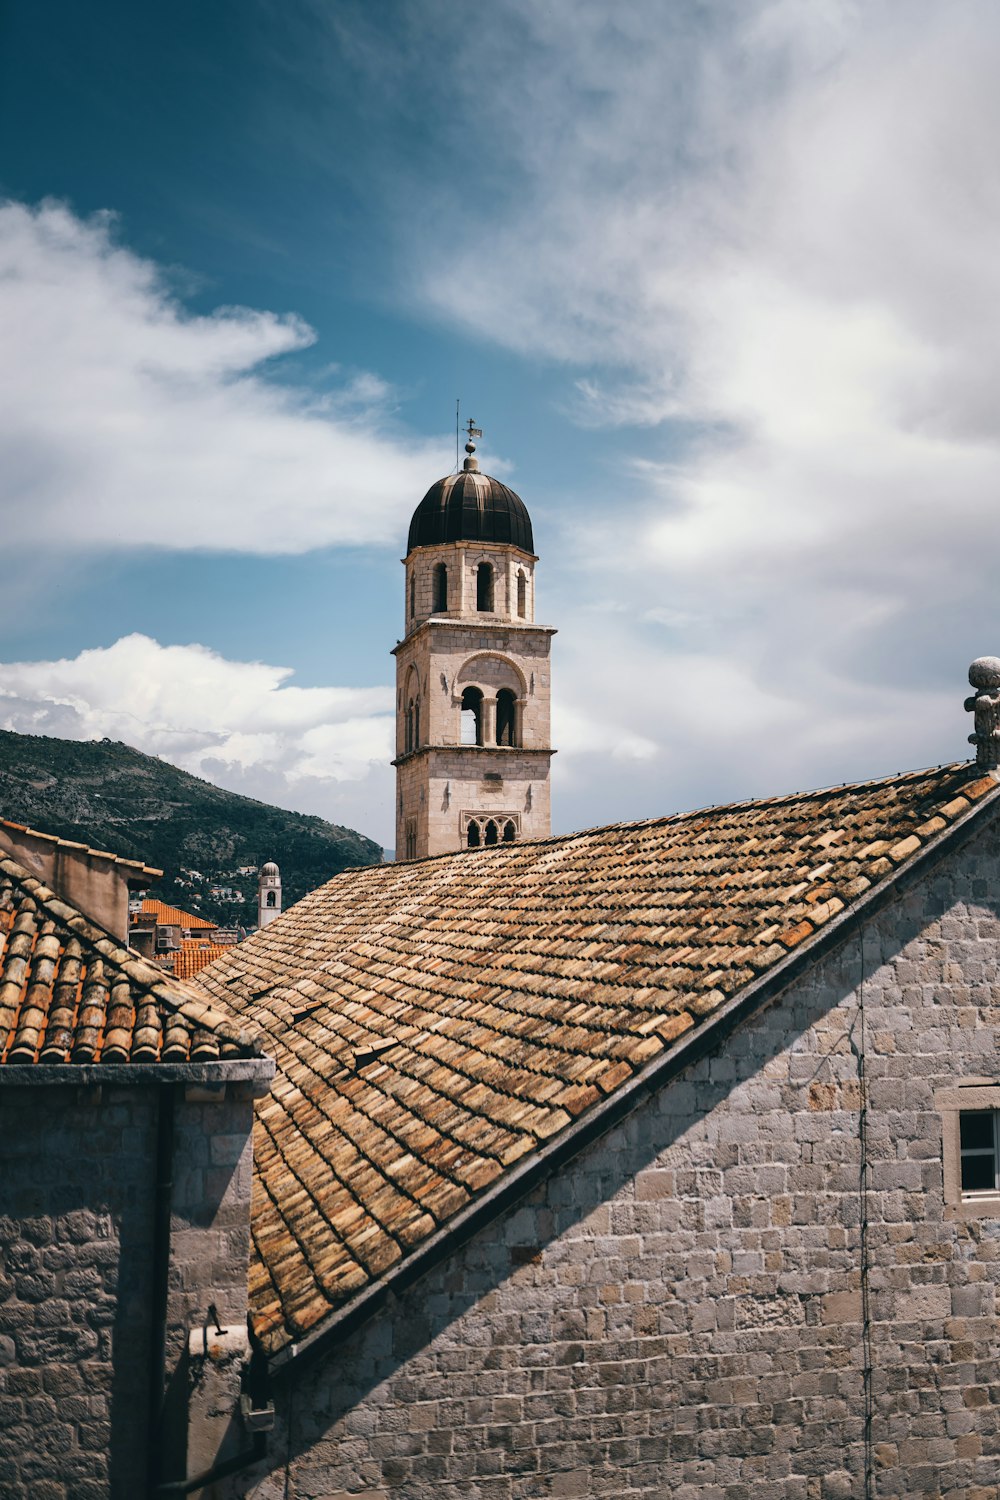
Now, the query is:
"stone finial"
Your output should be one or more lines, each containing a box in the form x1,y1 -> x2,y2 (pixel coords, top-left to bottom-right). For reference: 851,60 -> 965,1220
965,657 -> 1000,768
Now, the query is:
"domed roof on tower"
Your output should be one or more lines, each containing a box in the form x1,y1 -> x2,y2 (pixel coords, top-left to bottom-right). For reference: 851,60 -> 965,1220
407,421 -> 534,555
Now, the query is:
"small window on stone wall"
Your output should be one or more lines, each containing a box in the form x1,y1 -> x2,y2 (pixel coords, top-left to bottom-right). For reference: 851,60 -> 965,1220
405,821 -> 417,860
937,1086 -> 1000,1218
467,820 -> 481,848
517,570 -> 527,617
484,819 -> 499,846
502,820 -> 516,842
409,576 -> 415,618
960,1112 -> 1000,1194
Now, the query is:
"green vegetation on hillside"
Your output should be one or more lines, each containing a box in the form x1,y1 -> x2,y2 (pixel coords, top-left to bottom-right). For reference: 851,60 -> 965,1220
0,730 -> 382,926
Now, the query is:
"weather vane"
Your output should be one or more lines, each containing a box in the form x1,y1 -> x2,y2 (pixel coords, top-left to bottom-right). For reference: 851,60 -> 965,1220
455,401 -> 483,470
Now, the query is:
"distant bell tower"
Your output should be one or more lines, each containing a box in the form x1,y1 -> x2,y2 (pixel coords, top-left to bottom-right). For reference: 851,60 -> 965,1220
257,861 -> 281,927
393,422 -> 556,860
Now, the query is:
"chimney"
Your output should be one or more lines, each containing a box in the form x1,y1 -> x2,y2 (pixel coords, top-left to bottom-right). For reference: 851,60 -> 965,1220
965,657 -> 1000,769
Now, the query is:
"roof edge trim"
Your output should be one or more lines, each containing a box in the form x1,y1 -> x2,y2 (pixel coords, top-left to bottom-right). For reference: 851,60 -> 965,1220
265,770 -> 1000,1376
0,1058 -> 275,1089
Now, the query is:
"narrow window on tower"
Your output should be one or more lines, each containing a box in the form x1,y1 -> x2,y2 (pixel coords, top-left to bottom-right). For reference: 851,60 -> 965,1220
405,700 -> 414,753
477,562 -> 494,612
266,890 -> 276,907
496,689 -> 517,747
461,686 -> 483,745
414,697 -> 420,747
517,570 -> 527,618
434,563 -> 448,612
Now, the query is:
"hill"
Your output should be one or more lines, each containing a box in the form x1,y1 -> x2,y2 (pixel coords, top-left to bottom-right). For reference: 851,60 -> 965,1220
0,730 -> 383,927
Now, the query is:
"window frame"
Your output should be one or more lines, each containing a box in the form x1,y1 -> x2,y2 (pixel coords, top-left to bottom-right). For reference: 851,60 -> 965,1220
936,1083 -> 1000,1219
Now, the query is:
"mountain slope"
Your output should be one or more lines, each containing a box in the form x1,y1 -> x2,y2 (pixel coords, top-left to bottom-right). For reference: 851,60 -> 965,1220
0,730 -> 382,926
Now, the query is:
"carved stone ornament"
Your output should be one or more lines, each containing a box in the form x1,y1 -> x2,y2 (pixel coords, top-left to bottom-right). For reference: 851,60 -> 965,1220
965,656 -> 1000,768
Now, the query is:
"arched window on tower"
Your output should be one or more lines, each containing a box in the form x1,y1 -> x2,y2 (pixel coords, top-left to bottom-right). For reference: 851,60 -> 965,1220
460,687 -> 483,745
476,562 -> 494,612
467,819 -> 481,848
405,699 -> 414,753
502,820 -> 516,843
496,689 -> 517,747
433,563 -> 448,613
517,570 -> 527,618
484,820 -> 499,846
266,890 -> 276,907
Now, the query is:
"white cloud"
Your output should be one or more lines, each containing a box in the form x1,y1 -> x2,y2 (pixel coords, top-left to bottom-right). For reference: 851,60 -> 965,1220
0,200 -> 449,555
368,0 -> 1000,812
0,635 -> 396,842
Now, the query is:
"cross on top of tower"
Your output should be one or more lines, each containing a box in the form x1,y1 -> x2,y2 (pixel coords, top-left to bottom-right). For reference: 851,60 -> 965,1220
464,418 -> 482,472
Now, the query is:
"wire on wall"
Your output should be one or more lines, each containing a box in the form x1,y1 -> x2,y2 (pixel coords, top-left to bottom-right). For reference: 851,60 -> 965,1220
848,919 -> 876,1500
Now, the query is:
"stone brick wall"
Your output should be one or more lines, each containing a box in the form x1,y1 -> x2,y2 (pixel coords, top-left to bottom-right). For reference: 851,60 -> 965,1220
0,1075 -> 259,1498
241,818 -> 1000,1499
0,1084 -> 157,1498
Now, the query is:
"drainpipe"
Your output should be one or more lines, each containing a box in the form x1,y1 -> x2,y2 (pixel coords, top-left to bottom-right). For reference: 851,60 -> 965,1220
147,1082 -> 176,1498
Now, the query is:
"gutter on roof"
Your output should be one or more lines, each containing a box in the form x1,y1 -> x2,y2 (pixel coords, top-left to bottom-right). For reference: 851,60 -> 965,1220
266,770 -> 1000,1377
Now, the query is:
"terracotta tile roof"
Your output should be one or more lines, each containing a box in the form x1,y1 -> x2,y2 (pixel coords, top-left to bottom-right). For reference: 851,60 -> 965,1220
138,899 -> 216,931
191,762 -> 1000,1355
0,854 -> 259,1065
173,941 -> 232,981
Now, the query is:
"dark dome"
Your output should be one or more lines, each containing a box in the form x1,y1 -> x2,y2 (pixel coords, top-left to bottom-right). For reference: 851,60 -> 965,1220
407,468 -> 534,554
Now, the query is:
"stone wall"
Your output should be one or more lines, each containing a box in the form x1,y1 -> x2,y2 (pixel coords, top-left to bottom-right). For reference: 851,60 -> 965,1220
0,1083 -> 157,1498
240,818 -> 1000,1498
0,1074 -> 260,1498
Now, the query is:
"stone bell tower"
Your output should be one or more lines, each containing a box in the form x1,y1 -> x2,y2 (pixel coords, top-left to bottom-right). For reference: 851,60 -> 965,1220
393,423 -> 555,860
257,860 -> 281,928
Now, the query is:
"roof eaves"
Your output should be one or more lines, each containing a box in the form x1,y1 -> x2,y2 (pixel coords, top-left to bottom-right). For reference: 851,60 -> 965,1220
0,818 -> 162,880
0,1057 -> 275,1090
265,768 -> 1000,1375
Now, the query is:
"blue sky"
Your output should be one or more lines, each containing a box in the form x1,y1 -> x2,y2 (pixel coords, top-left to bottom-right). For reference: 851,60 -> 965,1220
2,1 -> 1000,847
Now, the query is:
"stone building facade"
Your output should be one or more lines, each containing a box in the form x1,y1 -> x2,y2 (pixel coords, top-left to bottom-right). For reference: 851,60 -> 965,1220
0,848 -> 273,1497
393,431 -> 555,860
227,796 -> 1000,1500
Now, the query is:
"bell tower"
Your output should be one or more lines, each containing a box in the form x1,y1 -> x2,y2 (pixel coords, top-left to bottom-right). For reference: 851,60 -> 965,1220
393,424 -> 556,860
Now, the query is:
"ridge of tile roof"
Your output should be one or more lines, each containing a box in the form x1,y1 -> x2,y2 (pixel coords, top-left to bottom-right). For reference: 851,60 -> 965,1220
190,761 -> 1000,1356
138,899 -> 217,930
0,854 -> 261,1066
0,818 -> 162,880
